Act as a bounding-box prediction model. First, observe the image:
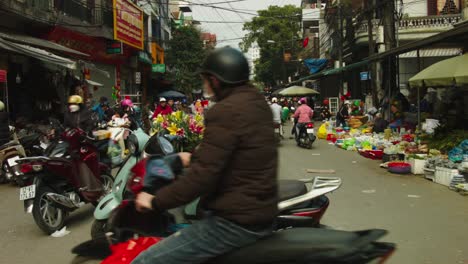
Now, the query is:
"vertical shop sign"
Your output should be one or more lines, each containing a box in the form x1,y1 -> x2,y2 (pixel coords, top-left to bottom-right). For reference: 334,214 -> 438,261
113,0 -> 144,50
0,70 -> 6,83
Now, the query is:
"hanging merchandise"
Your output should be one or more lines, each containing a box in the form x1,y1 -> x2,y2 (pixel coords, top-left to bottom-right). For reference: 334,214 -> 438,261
303,37 -> 309,48
112,86 -> 121,100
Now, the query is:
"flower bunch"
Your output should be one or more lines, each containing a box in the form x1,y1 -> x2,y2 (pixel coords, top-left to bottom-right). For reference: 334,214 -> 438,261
152,111 -> 204,152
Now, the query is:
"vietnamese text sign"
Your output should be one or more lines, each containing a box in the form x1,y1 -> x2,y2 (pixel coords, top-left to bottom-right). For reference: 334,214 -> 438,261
113,0 -> 144,50
152,64 -> 166,73
360,71 -> 370,81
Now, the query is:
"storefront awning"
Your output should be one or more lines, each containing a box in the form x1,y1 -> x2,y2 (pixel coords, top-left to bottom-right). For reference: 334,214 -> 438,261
289,59 -> 369,85
0,37 -> 76,69
0,31 -> 88,57
74,76 -> 104,87
399,48 -> 462,58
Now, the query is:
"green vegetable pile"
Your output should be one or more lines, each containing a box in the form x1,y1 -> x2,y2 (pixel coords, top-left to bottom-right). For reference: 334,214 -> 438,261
422,126 -> 468,153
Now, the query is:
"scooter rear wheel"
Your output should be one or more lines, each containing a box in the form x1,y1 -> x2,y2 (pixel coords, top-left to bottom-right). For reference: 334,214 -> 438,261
32,186 -> 66,234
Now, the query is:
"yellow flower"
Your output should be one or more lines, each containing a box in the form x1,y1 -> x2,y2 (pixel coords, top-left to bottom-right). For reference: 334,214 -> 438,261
167,123 -> 179,135
154,114 -> 165,124
173,111 -> 183,121
195,114 -> 203,123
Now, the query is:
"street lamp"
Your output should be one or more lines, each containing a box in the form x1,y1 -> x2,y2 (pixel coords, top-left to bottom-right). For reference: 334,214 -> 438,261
267,40 -> 275,44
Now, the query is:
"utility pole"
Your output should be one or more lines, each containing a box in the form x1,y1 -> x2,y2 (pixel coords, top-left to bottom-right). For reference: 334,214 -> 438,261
382,0 -> 397,104
366,0 -> 377,106
337,0 -> 343,69
337,0 -> 344,96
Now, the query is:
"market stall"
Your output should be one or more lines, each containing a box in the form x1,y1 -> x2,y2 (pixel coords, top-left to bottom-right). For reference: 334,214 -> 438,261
318,118 -> 468,195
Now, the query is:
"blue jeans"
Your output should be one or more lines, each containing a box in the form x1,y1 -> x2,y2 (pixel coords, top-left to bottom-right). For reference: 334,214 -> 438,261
131,216 -> 273,264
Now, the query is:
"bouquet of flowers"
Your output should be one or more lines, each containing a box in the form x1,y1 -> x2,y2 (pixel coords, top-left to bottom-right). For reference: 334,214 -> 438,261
151,111 -> 204,152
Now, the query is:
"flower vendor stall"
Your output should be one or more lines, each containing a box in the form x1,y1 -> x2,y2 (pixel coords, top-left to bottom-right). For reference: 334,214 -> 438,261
152,111 -> 205,152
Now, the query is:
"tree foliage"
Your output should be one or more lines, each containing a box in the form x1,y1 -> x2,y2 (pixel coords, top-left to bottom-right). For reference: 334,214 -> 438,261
166,26 -> 206,96
240,5 -> 302,87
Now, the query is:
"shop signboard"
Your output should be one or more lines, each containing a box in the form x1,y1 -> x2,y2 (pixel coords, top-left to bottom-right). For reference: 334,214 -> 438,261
360,71 -> 370,81
0,70 -> 6,83
107,41 -> 123,54
135,72 -> 141,84
113,0 -> 144,50
138,51 -> 152,65
152,64 -> 166,73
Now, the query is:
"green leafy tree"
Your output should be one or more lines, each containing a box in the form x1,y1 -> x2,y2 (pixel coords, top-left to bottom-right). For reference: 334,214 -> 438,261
240,5 -> 302,87
166,26 -> 206,98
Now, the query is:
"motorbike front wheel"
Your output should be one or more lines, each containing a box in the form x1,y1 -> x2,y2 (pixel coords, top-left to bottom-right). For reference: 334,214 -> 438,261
91,219 -> 109,240
32,186 -> 66,234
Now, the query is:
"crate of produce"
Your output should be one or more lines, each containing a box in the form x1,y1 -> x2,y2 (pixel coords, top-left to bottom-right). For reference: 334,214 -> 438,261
434,167 -> 459,187
424,167 -> 435,181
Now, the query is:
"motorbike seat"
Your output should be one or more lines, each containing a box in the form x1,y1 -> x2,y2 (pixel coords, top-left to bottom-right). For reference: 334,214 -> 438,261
19,134 -> 40,146
0,141 -> 19,149
278,180 -> 307,202
211,228 -> 387,264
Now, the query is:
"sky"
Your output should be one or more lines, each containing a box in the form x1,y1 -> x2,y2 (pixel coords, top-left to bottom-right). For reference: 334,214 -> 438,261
187,0 -> 302,49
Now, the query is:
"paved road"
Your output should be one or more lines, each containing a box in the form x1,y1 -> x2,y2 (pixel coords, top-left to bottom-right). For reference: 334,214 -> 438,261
0,130 -> 467,264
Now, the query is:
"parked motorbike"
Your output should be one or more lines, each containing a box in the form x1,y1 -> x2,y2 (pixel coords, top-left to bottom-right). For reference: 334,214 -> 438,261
295,122 -> 316,149
0,126 -> 26,184
17,124 -> 50,157
72,153 -> 394,264
17,128 -> 114,234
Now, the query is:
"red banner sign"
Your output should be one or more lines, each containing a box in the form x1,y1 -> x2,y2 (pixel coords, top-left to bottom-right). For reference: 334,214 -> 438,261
113,0 -> 144,50
46,27 -> 131,65
0,70 -> 6,83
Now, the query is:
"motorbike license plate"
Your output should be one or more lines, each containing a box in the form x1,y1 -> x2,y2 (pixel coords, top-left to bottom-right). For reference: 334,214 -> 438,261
19,185 -> 36,201
307,129 -> 315,134
7,156 -> 20,167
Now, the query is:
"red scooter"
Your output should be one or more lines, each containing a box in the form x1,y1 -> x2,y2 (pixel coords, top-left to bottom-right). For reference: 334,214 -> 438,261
17,128 -> 114,234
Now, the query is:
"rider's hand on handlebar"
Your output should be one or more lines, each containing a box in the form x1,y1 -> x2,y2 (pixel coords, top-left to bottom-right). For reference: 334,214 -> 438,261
178,152 -> 192,167
135,192 -> 155,212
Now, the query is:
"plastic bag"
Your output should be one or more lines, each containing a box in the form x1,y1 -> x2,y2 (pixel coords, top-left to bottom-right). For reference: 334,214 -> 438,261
108,140 -> 123,165
449,147 -> 464,163
317,123 -> 328,139
459,140 -> 468,153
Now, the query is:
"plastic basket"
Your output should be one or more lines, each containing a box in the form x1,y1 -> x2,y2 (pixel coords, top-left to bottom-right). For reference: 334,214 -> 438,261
435,167 -> 459,187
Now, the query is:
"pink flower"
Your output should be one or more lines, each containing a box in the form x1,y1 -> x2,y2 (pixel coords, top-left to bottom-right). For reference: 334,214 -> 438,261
177,128 -> 185,137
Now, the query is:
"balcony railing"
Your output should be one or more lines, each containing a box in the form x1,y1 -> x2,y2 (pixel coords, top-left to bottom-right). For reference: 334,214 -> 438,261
27,0 -> 51,10
398,14 -> 461,29
3,0 -> 115,29
54,0 -> 93,23
94,7 -> 114,28
357,14 -> 462,35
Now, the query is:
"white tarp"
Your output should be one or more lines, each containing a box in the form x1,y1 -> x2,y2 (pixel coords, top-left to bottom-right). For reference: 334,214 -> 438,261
0,37 -> 76,69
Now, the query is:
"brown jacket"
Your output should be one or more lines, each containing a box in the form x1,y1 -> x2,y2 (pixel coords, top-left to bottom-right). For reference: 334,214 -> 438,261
153,84 -> 278,226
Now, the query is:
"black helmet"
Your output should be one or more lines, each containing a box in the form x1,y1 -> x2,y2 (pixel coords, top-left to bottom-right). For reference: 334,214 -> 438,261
200,47 -> 250,84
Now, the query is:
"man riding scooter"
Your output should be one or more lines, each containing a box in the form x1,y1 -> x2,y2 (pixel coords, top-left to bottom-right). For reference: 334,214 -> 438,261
132,47 -> 278,264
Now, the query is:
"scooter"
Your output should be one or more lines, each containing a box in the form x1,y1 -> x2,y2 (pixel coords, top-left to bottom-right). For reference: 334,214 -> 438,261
0,126 -> 26,184
16,128 -> 114,234
89,132 -> 340,239
91,127 -> 150,238
295,122 -> 316,149
72,154 -> 395,264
